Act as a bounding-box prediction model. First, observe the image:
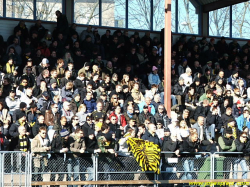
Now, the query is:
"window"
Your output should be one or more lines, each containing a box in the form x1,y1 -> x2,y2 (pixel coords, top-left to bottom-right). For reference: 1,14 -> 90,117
102,0 -> 126,28
178,0 -> 198,34
6,0 -> 34,19
209,7 -> 230,37
74,0 -> 99,25
128,0 -> 151,30
0,0 -> 3,17
36,0 -> 62,22
232,1 -> 250,38
153,0 -> 176,32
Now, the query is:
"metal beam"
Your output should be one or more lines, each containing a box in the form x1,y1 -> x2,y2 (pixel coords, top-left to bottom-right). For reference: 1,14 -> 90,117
203,0 -> 248,13
164,0 -> 171,118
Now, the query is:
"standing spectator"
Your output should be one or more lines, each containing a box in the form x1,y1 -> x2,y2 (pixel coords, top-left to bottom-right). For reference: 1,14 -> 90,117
31,126 -> 50,186
55,10 -> 69,37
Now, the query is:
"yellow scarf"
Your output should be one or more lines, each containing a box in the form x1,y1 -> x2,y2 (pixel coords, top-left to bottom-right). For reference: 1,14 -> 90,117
228,124 -> 237,139
18,119 -> 25,126
6,63 -> 14,74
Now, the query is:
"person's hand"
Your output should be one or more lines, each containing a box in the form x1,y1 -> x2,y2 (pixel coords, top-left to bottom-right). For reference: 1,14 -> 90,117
209,139 -> 213,144
175,150 -> 180,156
95,148 -> 101,153
120,126 -> 124,130
215,129 -> 218,132
108,149 -> 115,154
62,148 -> 69,152
45,147 -> 51,151
80,148 -> 85,153
26,132 -> 30,136
195,149 -> 198,152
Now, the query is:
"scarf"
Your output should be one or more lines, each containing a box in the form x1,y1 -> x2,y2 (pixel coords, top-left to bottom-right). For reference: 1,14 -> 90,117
19,135 -> 28,152
127,111 -> 133,118
228,124 -> 237,139
6,63 -> 14,74
18,120 -> 26,126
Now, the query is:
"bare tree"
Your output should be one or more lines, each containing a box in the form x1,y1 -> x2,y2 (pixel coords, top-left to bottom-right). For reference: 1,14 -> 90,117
209,7 -> 230,36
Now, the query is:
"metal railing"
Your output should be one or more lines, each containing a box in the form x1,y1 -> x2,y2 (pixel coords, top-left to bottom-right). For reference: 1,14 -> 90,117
1,151 -> 250,186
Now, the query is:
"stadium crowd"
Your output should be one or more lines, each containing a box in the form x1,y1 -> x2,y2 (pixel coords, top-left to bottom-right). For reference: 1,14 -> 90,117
1,10 -> 250,186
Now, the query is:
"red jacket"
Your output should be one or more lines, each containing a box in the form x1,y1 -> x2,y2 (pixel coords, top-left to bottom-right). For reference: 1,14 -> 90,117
109,112 -> 127,127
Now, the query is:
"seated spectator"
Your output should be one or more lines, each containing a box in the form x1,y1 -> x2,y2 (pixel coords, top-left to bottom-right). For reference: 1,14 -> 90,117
148,66 -> 161,88
76,104 -> 88,126
32,114 -> 46,137
9,113 -> 30,138
83,92 -> 97,114
5,88 -> 20,116
236,108 -> 250,132
180,68 -> 193,87
61,101 -> 74,122
13,102 -> 27,123
173,77 -> 186,106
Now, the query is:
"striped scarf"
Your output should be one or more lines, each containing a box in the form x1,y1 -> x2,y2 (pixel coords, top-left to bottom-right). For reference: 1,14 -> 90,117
6,63 -> 14,74
228,124 -> 237,139
19,135 -> 28,152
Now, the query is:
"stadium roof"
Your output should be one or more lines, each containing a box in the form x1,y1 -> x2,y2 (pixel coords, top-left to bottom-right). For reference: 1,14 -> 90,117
190,0 -> 248,12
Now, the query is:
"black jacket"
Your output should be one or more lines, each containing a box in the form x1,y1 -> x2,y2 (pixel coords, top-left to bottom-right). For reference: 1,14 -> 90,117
179,138 -> 199,157
193,105 -> 210,121
173,83 -> 185,96
138,111 -> 155,124
235,138 -> 250,156
206,112 -> 223,130
141,130 -> 161,146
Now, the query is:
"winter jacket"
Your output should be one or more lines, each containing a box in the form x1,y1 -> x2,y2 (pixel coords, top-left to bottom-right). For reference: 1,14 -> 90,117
61,87 -> 78,102
236,114 -> 250,132
138,111 -> 155,124
83,98 -> 97,113
141,130 -> 161,146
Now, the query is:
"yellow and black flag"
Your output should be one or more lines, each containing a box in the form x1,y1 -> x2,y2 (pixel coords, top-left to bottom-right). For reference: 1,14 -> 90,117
127,138 -> 161,174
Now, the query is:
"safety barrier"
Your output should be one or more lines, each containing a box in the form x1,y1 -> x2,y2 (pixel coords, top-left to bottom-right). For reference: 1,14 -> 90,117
0,151 -> 250,186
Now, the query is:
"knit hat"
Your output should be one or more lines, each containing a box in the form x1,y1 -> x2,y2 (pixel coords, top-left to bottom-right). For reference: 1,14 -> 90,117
20,102 -> 27,109
95,122 -> 103,129
42,58 -> 49,64
18,112 -> 26,119
232,70 -> 238,75
50,79 -> 57,85
88,129 -> 94,136
152,66 -> 158,71
123,85 -> 129,90
207,61 -> 212,64
73,93 -> 80,98
225,128 -> 233,134
104,132 -> 113,141
60,129 -> 70,137
85,62 -> 91,67
42,91 -> 50,97
228,118 -> 235,123
30,103 -> 37,109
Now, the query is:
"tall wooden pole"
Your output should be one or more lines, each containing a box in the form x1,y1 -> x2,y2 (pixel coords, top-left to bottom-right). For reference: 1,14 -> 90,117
164,0 -> 172,118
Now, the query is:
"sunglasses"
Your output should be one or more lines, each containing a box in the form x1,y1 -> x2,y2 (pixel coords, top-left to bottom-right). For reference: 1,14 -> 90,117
73,119 -> 79,120
113,98 -> 118,99
242,136 -> 247,138
87,119 -> 91,121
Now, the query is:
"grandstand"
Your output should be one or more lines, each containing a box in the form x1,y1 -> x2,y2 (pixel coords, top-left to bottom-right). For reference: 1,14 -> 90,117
1,0 -> 250,186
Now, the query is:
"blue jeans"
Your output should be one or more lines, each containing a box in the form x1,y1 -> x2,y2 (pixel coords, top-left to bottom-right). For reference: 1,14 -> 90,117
67,158 -> 80,187
182,159 -> 194,180
207,124 -> 216,139
233,159 -> 248,179
171,95 -> 177,106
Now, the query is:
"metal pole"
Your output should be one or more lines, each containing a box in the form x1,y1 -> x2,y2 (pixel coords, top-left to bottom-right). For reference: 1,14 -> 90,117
164,0 -> 172,118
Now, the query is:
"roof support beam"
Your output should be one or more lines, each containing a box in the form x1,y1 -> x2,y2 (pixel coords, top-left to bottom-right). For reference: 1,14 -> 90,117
203,0 -> 248,13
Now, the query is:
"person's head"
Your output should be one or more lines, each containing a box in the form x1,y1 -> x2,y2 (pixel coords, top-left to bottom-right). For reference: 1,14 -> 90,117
188,87 -> 194,95
180,120 -> 188,129
95,122 -> 102,132
186,68 -> 192,76
57,58 -> 64,67
116,85 -> 122,92
96,102 -> 103,112
86,91 -> 93,101
225,128 -> 233,138
21,78 -> 28,86
38,126 -> 47,139
138,124 -> 146,134
179,77 -> 184,85
206,89 -> 213,98
129,119 -> 136,127
18,126 -> 26,136
38,115 -> 45,124
55,10 -> 61,17
143,105 -> 149,113
243,109 -> 249,118
240,132 -> 248,143
72,116 -> 79,125
154,94 -> 161,103
238,79 -> 245,87
20,102 -> 27,111
145,97 -> 151,106
148,123 -> 156,134
51,103 -> 59,113
60,116 -> 67,126
78,104 -> 86,113
110,116 -> 117,124
183,109 -> 189,118
197,116 -> 204,126
226,107 -> 232,116
63,101 -> 71,111
190,132 -> 198,142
